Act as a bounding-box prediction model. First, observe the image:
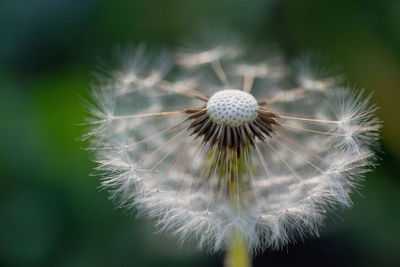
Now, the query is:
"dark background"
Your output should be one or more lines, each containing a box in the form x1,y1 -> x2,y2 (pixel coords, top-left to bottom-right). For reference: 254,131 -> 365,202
1,0 -> 399,266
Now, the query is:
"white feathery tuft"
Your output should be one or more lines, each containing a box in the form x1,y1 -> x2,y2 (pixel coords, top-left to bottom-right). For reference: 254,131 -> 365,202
84,32 -> 381,254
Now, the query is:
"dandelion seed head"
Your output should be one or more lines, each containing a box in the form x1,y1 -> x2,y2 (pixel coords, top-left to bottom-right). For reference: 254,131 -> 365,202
85,32 -> 381,254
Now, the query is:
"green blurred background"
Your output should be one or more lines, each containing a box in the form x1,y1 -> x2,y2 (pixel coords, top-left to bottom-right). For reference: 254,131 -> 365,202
0,0 -> 399,266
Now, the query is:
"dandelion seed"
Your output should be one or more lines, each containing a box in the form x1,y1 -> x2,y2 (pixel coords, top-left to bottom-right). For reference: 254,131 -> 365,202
84,33 -> 381,258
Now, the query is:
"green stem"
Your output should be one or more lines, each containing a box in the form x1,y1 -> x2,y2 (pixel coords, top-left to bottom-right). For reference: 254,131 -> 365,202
206,145 -> 253,267
225,145 -> 252,267
225,231 -> 251,267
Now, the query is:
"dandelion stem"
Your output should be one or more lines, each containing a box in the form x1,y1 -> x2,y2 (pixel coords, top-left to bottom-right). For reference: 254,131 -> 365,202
225,231 -> 251,267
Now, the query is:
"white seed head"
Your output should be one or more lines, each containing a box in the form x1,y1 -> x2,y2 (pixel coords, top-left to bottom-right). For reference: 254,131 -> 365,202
85,38 -> 381,254
207,89 -> 258,126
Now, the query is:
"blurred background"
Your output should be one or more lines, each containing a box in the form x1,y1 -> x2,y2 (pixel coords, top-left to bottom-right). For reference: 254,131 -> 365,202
0,0 -> 399,266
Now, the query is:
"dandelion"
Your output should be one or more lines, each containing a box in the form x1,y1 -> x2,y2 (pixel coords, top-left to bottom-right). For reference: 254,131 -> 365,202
84,33 -> 380,264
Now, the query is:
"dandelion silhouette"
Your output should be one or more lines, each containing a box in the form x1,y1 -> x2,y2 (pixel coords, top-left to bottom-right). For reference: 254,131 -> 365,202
84,32 -> 380,263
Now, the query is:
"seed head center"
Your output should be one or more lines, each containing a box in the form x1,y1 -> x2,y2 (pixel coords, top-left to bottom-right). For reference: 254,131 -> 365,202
207,89 -> 258,127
